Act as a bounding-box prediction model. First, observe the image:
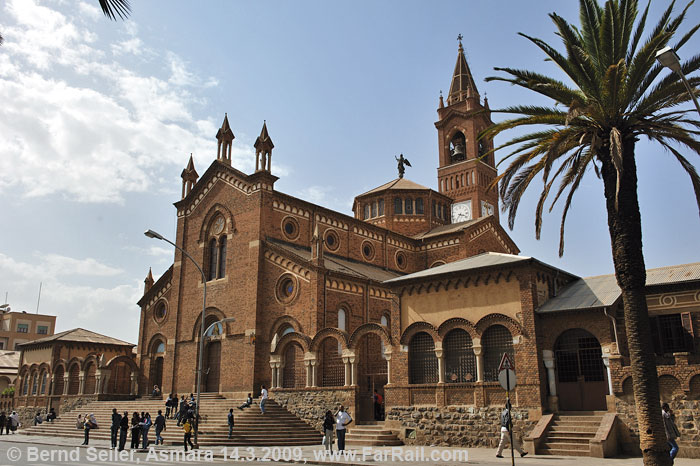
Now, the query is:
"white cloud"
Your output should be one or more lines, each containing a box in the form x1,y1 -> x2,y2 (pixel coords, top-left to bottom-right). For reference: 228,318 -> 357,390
0,0 -> 221,203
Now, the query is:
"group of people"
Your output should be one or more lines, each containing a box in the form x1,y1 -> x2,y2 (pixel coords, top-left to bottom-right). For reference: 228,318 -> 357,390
104,409 -> 168,450
0,411 -> 20,434
33,408 -> 57,425
321,405 -> 353,453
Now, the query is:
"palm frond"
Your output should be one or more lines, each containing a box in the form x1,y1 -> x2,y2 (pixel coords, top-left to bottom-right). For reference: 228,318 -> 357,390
99,0 -> 131,20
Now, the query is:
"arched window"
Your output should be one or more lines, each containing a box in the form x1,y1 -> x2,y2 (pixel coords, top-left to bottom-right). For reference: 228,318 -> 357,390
416,198 -> 424,214
371,202 -> 377,218
207,237 -> 218,281
280,325 -> 294,336
444,329 -> 476,383
482,325 -> 514,382
22,375 -> 29,395
450,131 -> 466,161
40,371 -> 48,394
282,343 -> 305,388
405,198 -> 413,214
408,332 -> 438,384
394,198 -> 402,214
218,236 -> 227,279
364,204 -> 370,219
380,315 -> 388,327
31,372 -> 39,395
155,342 -> 166,354
378,199 -> 384,216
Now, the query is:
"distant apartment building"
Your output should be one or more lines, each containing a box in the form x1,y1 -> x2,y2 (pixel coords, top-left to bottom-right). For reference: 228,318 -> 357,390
0,311 -> 56,350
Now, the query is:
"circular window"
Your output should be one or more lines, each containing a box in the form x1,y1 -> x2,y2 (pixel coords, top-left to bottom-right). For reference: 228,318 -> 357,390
282,217 -> 299,240
361,241 -> 375,261
276,274 -> 299,304
154,302 -> 167,324
325,230 -> 340,251
395,251 -> 407,270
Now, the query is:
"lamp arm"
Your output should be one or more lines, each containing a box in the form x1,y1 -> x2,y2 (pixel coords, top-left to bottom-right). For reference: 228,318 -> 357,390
677,70 -> 700,117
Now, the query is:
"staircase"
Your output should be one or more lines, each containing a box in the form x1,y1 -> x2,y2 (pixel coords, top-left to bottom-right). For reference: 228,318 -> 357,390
345,422 -> 402,447
20,397 -> 321,447
537,412 -> 604,456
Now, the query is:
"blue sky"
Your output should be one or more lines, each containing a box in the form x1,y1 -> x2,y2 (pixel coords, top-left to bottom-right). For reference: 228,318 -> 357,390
1,0 -> 698,342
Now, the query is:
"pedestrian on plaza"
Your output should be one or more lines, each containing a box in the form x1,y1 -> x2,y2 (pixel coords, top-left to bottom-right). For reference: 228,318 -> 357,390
373,389 -> 383,421
76,414 -> 83,430
33,411 -> 43,426
322,410 -> 335,453
118,411 -> 129,451
238,393 -> 253,410
47,408 -> 57,422
155,409 -> 166,445
177,395 -> 187,426
260,385 -> 268,414
9,411 -> 20,433
141,412 -> 152,449
228,408 -> 235,439
495,403 -> 527,458
334,405 -> 352,451
662,403 -> 681,464
183,419 -> 194,452
82,413 -> 97,445
0,412 -> 5,435
4,414 -> 10,434
130,412 -> 141,449
110,408 -> 122,449
165,393 -> 172,418
189,393 -> 195,403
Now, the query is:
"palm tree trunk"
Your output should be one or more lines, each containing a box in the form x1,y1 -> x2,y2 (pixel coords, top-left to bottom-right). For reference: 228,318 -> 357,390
599,140 -> 671,466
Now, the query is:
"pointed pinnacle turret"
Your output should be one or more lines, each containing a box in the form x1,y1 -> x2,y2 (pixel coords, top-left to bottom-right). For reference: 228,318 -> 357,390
254,120 -> 274,152
181,153 -> 199,198
254,120 -> 274,172
216,113 -> 235,143
216,113 -> 235,165
447,34 -> 479,106
144,267 -> 154,293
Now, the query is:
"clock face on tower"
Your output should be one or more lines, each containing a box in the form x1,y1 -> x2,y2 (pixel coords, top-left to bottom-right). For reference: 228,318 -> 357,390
451,200 -> 472,223
213,217 -> 225,235
481,201 -> 495,217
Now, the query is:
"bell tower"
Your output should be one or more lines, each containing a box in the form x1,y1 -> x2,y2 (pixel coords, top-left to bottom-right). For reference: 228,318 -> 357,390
435,35 -> 499,223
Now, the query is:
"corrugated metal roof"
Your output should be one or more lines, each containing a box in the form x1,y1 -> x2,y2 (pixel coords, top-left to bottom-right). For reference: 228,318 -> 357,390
18,328 -> 134,348
357,178 -> 431,197
537,261 -> 700,313
384,252 -> 531,284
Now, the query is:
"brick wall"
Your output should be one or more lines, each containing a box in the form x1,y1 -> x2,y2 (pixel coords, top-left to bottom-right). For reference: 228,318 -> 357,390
272,387 -> 356,432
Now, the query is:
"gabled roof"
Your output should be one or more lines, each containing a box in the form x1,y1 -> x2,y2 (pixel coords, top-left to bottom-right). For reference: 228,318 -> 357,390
412,217 -> 483,240
17,328 -> 134,348
537,262 -> 700,314
267,238 -> 400,282
357,178 -> 432,197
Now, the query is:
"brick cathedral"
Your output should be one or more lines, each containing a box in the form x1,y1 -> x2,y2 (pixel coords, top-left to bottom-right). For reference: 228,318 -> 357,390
135,39 -> 700,455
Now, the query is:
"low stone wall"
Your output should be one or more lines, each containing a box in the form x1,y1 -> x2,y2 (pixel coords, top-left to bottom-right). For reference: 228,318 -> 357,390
272,388 -> 355,432
385,405 -> 536,448
615,396 -> 700,458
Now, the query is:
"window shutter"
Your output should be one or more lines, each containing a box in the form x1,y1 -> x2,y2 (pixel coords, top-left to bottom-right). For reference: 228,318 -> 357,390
680,312 -> 695,351
649,316 -> 662,355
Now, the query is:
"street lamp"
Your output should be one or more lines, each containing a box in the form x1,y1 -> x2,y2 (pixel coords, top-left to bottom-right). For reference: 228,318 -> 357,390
144,228 -> 207,446
656,46 -> 700,116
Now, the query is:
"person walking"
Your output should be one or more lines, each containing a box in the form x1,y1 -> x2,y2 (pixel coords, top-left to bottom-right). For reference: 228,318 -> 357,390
118,411 -> 129,451
141,412 -> 152,449
322,410 -> 335,453
238,393 -> 253,410
165,394 -> 172,418
662,403 -> 681,463
130,412 -> 141,449
227,409 -> 235,439
260,385 -> 268,414
177,395 -> 187,426
154,410 -> 166,446
9,411 -> 19,433
495,404 -> 527,458
335,405 -> 352,451
110,408 -> 122,449
0,412 -> 5,436
183,419 -> 194,452
82,413 -> 97,446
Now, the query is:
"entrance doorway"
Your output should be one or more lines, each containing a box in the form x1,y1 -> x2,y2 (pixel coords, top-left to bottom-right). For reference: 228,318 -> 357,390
554,329 -> 607,411
204,340 -> 221,392
356,333 -> 387,422
150,357 -> 164,391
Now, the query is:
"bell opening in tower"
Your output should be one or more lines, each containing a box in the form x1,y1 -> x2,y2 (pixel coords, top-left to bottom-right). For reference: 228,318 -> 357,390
449,131 -> 466,163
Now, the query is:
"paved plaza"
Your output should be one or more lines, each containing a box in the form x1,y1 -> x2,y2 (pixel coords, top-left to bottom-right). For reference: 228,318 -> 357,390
1,435 -> 696,466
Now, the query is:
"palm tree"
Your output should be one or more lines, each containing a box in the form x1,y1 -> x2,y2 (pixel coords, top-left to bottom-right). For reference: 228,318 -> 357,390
482,1 -> 699,465
0,0 -> 129,46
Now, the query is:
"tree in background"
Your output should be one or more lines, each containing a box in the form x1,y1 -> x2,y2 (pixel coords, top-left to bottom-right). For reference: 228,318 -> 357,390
483,1 -> 699,464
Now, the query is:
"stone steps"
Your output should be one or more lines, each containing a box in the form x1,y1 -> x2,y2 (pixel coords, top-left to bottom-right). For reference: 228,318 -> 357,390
345,423 -> 402,447
536,413 -> 605,457
20,398 -> 321,447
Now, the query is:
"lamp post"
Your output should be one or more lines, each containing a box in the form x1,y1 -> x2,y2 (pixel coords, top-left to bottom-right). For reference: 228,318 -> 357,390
144,228 -> 207,446
656,46 -> 700,116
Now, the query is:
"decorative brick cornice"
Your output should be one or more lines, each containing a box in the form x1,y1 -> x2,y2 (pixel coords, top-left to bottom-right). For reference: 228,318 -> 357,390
264,250 -> 311,281
145,281 -> 171,310
647,290 -> 700,311
352,225 -> 383,241
178,170 -> 253,217
398,269 -> 513,297
315,214 -> 349,231
273,200 -> 311,219
326,278 -> 364,295
368,287 -> 391,299
387,237 -> 417,252
419,238 -> 460,251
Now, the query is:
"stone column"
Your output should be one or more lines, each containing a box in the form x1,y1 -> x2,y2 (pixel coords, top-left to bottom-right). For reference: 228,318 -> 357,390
384,349 -> 392,385
311,361 -> 317,387
601,353 -> 613,395
343,357 -> 351,387
542,350 -> 557,396
94,373 -> 103,395
276,363 -> 283,389
101,370 -> 111,395
473,341 -> 484,382
63,375 -> 69,395
269,355 -> 281,389
130,373 -> 138,395
78,371 -> 86,394
349,357 -> 356,387
435,343 -> 444,384
304,360 -> 312,388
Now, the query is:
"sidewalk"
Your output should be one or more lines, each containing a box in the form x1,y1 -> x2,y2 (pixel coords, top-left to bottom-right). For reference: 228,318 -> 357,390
3,434 -> 695,465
